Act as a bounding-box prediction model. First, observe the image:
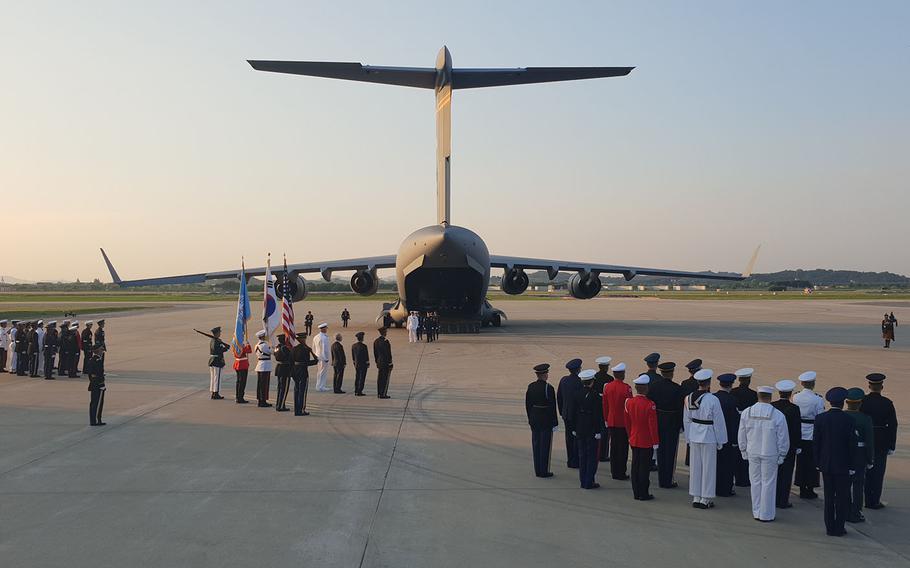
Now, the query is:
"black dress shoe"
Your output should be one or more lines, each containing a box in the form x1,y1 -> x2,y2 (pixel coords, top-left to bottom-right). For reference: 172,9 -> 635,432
660,481 -> 678,489
45,377 -> 55,380
693,502 -> 708,509
211,393 -> 224,400
276,407 -> 289,412
613,475 -> 630,481
778,503 -> 793,509
800,490 -> 819,500
380,395 -> 391,399
640,494 -> 655,501
236,399 -> 249,404
539,472 -> 554,478
334,390 -> 346,394
592,483 -> 600,488
847,515 -> 866,523
355,392 -> 365,396
97,422 -> 106,426
867,502 -> 885,510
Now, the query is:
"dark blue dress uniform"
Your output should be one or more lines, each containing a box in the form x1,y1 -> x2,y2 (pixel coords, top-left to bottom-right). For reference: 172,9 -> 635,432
274,337 -> 292,411
566,371 -> 604,489
772,394 -> 802,508
814,388 -> 857,537
593,365 -> 613,462
291,333 -> 318,415
860,373 -> 897,509
846,388 -> 874,522
648,362 -> 684,488
525,364 -> 558,478
731,375 -> 758,487
85,350 -> 106,426
714,375 -> 740,497
556,359 -> 583,469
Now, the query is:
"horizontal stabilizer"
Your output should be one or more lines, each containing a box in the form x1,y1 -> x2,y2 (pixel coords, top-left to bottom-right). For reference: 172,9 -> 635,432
452,66 -> 634,89
247,60 -> 437,89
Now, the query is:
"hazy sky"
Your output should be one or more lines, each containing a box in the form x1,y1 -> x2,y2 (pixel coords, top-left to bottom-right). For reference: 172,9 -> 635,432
3,1 -> 908,282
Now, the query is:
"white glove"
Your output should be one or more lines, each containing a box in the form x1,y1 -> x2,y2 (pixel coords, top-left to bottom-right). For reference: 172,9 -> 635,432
888,449 -> 895,456
717,444 -> 723,451
866,463 -> 874,470
849,469 -> 856,476
796,448 -> 802,455
777,455 -> 785,465
572,431 -> 576,437
652,444 -> 659,450
552,426 -> 558,433
595,433 -> 602,440
741,453 -> 748,461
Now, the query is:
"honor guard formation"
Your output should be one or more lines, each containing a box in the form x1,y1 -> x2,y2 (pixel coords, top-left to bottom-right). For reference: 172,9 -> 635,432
525,352 -> 898,536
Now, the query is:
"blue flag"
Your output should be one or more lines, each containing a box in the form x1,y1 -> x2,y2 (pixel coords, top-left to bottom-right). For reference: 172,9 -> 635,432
231,261 -> 252,357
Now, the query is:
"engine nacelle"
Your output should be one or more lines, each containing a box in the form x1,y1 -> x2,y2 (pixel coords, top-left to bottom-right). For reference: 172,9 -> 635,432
568,272 -> 602,299
275,274 -> 308,302
350,270 -> 379,296
500,268 -> 529,295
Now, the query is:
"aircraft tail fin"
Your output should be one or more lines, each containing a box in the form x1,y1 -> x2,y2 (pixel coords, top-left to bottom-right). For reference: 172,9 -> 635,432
100,248 -> 122,285
743,244 -> 761,278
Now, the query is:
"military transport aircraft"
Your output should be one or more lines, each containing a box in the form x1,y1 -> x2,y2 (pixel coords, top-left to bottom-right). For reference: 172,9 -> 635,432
101,47 -> 753,332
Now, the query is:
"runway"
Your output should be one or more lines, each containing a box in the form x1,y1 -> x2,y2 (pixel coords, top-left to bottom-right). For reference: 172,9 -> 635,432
1,298 -> 907,567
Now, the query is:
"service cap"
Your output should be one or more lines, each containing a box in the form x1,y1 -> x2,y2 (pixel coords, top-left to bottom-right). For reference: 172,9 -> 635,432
717,373 -> 736,385
277,333 -> 286,341
757,386 -> 775,395
295,332 -> 308,339
595,356 -> 612,366
256,330 -> 267,339
865,373 -> 886,384
11,320 -> 20,324
533,363 -> 550,374
565,358 -> 582,371
634,374 -> 650,385
825,387 -> 848,405
211,326 -> 221,334
694,369 -> 713,382
798,371 -> 817,383
775,380 -> 796,393
37,320 -> 44,325
85,320 -> 93,325
318,322 -> 328,329
97,319 -> 105,324
643,352 -> 660,365
658,362 -> 676,371
47,320 -> 57,326
612,362 -> 626,372
0,320 -> 7,324
845,388 -> 865,402
735,368 -> 754,379
579,369 -> 596,381
355,331 -> 365,339
71,320 -> 79,326
685,359 -> 703,372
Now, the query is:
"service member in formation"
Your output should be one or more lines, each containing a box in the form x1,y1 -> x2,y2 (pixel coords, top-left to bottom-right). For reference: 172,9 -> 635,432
373,327 -> 393,399
593,356 -> 613,463
206,327 -> 230,400
273,334 -> 292,411
406,311 -> 419,343
331,333 -> 347,394
771,380 -> 801,509
86,343 -> 107,426
16,321 -> 29,376
681,358 -> 703,466
56,321 -> 69,375
603,363 -> 632,480
881,313 -> 894,348
232,340 -> 252,404
8,320 -> 20,374
0,319 -> 9,373
43,322 -> 59,380
567,369 -> 604,489
312,323 -> 331,392
341,308 -> 350,328
793,371 -> 825,499
683,369 -> 727,509
731,367 -> 758,487
739,386 -> 789,522
291,332 -> 318,415
525,363 -> 558,478
304,311 -> 314,336
556,358 -> 583,469
814,387 -> 856,537
27,321 -> 40,377
95,319 -> 106,353
71,321 -> 82,377
860,373 -> 897,509
351,331 -> 369,396
81,321 -> 93,373
35,320 -> 46,377
643,352 -> 661,383
650,361 -> 684,488
625,375 -> 659,500
845,387 -> 874,523
714,373 -> 740,497
254,330 -> 273,407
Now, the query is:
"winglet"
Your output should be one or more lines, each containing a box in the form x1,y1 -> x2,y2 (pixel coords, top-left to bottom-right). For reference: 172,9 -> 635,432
100,248 -> 122,284
743,244 -> 761,278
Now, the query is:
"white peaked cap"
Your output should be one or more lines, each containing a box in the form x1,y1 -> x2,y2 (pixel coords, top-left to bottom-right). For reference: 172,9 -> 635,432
757,386 -> 775,394
318,322 -> 328,329
85,320 -> 93,325
613,362 -> 626,372
256,330 -> 267,339
595,356 -> 612,365
798,371 -> 817,382
694,369 -> 713,382
579,369 -> 597,380
775,380 -> 796,392
634,374 -> 650,385
71,321 -> 79,326
47,321 -> 57,325
37,320 -> 44,325
734,368 -> 754,378
0,320 -> 7,324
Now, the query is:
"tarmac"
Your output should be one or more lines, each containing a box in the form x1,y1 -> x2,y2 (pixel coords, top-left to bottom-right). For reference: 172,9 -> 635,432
1,298 -> 907,567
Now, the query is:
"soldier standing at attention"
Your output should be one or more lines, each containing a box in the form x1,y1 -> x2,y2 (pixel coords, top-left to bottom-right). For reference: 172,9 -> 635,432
731,368 -> 758,487
794,371 -> 825,499
771,380 -> 802,509
312,323 -> 331,392
341,308 -> 350,328
331,332 -> 346,394
643,353 -> 662,383
568,369 -> 604,489
71,321 -> 83,377
684,369 -> 727,510
556,359 -> 583,469
81,321 -> 94,374
95,319 -> 107,361
273,334 -> 292,411
254,330 -> 273,407
625,375 -> 659,501
593,356 -> 613,463
845,387 -> 874,523
682,359 -> 703,466
86,343 -> 107,426
304,311 -> 314,336
16,321 -> 29,376
207,327 -> 229,400
351,332 -> 369,396
603,363 -> 631,480
814,387 -> 856,537
860,373 -> 897,509
43,322 -> 59,380
881,313 -> 894,348
35,320 -> 46,377
232,340 -> 252,404
650,361 -> 684,488
291,332 -> 318,416
714,373 -> 740,497
739,385 -> 789,522
373,327 -> 393,399
0,319 -> 9,373
7,320 -> 20,374
27,321 -> 40,377
525,363 -> 558,478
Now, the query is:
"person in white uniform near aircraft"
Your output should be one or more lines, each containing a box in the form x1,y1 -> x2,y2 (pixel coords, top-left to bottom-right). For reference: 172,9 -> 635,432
406,311 -> 419,343
738,384 -> 790,522
312,323 -> 331,392
683,368 -> 728,510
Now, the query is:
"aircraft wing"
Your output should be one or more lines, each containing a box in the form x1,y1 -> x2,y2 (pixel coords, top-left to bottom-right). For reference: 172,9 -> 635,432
100,248 -> 397,287
247,60 -> 437,89
489,254 -> 748,282
452,67 -> 634,89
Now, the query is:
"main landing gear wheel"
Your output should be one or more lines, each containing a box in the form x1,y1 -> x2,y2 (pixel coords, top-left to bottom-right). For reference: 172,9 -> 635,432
491,313 -> 502,327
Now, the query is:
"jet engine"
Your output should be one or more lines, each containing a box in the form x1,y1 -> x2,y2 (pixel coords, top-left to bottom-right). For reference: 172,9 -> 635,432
350,269 -> 379,296
275,274 -> 308,302
500,268 -> 529,295
568,272 -> 602,299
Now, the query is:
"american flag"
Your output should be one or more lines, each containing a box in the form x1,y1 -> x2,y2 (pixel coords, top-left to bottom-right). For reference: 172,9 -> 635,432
281,256 -> 298,346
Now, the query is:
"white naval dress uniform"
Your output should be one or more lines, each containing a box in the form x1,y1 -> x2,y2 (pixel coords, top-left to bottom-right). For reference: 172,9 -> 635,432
738,401 -> 789,521
254,341 -> 272,372
683,391 -> 728,504
406,314 -> 418,343
312,331 -> 330,391
793,389 -> 825,443
8,328 -> 17,373
36,327 -> 46,375
0,326 -> 9,371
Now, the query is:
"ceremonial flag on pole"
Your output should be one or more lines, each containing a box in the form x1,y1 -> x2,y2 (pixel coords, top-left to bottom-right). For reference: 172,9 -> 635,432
262,254 -> 280,340
281,255 -> 298,346
231,258 -> 252,357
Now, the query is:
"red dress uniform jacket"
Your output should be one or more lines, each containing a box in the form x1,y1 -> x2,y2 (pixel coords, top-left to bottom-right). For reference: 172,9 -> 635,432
603,380 -> 633,428
625,395 -> 659,448
232,344 -> 253,371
